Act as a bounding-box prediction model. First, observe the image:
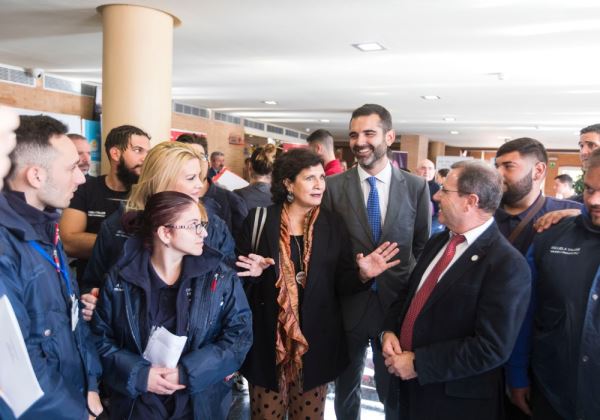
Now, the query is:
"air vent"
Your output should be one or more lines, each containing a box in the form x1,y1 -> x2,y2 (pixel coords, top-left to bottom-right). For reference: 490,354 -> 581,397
244,119 -> 265,131
214,112 -> 241,125
173,102 -> 210,118
267,125 -> 284,135
44,75 -> 82,94
81,83 -> 97,98
0,65 -> 35,86
285,129 -> 299,138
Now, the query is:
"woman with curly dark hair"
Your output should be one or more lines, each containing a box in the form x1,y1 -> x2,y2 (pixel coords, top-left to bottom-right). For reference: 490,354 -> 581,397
235,148 -> 399,420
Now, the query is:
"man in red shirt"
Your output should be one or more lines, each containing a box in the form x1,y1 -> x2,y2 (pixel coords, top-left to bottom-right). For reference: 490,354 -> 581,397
307,129 -> 344,176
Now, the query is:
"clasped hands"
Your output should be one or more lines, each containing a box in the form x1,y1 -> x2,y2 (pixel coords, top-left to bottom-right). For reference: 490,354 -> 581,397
381,332 -> 417,380
147,366 -> 186,395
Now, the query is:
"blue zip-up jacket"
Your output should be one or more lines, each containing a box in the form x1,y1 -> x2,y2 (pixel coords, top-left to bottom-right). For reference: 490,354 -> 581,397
0,192 -> 101,420
81,197 -> 236,293
507,210 -> 600,419
91,236 -> 252,419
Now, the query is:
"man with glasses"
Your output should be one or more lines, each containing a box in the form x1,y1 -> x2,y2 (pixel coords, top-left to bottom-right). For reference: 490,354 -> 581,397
381,160 -> 531,420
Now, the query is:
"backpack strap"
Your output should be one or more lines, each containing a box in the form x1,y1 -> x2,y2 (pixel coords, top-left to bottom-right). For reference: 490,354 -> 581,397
251,207 -> 268,253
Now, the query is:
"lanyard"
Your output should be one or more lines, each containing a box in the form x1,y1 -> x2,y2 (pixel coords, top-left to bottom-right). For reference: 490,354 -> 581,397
28,223 -> 73,297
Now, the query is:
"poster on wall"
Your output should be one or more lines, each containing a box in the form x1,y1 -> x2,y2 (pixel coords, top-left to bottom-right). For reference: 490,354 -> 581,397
391,151 -> 408,169
10,106 -> 82,134
82,120 -> 101,176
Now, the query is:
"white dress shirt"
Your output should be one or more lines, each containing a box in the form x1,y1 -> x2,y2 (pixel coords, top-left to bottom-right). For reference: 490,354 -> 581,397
416,217 -> 494,292
357,161 -> 392,225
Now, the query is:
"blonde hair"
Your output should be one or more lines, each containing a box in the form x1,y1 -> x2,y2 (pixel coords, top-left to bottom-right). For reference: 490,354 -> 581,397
126,141 -> 207,221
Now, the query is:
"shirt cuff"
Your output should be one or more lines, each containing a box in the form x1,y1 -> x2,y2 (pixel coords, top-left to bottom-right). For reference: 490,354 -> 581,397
505,366 -> 530,389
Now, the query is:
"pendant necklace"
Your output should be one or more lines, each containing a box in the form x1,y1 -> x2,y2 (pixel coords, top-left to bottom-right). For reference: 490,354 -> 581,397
292,235 -> 306,285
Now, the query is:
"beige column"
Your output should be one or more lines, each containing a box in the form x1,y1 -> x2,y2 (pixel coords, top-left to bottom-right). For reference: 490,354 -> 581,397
400,134 -> 429,173
428,140 -> 446,167
98,4 -> 179,174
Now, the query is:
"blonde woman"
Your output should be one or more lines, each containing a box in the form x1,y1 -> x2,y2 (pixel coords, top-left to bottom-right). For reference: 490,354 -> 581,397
81,141 -> 235,320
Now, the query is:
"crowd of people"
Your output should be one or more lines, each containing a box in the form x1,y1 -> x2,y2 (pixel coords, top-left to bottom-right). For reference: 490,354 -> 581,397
0,102 -> 598,420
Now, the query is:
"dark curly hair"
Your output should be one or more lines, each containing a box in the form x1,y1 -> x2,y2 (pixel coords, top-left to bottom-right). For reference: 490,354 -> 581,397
271,148 -> 323,204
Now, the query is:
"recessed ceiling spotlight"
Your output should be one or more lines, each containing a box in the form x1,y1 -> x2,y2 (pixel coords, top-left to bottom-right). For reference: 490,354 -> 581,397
421,95 -> 441,100
443,117 -> 456,122
319,119 -> 330,123
262,100 -> 278,105
450,130 -> 459,135
305,128 -> 311,132
352,42 -> 386,52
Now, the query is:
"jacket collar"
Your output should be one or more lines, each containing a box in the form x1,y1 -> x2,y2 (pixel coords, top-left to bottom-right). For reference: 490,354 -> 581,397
577,210 -> 600,234
0,190 -> 59,243
410,222 -> 499,315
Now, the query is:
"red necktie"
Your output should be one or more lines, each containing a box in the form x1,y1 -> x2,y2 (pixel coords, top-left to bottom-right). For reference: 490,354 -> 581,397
399,234 -> 466,351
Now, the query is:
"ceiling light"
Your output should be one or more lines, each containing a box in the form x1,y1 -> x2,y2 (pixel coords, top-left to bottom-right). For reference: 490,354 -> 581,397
305,128 -> 311,132
450,130 -> 459,135
443,117 -> 456,122
262,100 -> 278,105
319,119 -> 330,123
352,42 -> 385,52
421,95 -> 441,100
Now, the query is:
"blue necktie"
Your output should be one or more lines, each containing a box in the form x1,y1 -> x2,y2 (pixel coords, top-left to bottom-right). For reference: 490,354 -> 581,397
367,176 -> 382,244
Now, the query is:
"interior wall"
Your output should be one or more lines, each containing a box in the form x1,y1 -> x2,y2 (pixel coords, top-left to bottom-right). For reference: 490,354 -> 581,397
0,79 -> 94,119
172,113 -> 246,176
0,79 -> 248,177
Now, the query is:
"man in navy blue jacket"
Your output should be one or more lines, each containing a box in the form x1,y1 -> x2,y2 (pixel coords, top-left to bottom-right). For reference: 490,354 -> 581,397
509,149 -> 600,419
0,115 -> 103,419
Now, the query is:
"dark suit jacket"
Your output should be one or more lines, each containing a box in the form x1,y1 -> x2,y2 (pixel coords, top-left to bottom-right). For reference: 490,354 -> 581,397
322,165 -> 431,330
383,222 -> 531,420
235,204 -> 372,391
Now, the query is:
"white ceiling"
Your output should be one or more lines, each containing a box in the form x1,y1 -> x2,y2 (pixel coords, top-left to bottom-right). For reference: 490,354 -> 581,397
1,0 -> 600,149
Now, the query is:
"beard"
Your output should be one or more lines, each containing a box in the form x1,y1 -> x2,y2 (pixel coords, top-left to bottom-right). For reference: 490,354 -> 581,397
352,142 -> 388,170
116,157 -> 140,190
501,169 -> 533,206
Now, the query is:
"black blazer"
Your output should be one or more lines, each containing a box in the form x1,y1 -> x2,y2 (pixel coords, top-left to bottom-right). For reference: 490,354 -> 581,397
383,222 -> 531,420
235,204 -> 371,391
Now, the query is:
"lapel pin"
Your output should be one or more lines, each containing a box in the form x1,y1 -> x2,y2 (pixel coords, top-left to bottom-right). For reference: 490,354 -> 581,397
471,255 -> 479,262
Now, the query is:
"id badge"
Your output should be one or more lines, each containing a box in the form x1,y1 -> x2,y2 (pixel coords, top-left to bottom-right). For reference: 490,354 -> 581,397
70,294 -> 79,331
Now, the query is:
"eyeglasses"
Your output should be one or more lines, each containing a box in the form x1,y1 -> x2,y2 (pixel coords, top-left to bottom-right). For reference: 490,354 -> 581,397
440,185 -> 469,195
165,221 -> 209,235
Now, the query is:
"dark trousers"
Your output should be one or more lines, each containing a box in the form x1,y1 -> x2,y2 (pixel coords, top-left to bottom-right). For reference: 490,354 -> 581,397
531,386 -> 564,420
334,292 -> 397,420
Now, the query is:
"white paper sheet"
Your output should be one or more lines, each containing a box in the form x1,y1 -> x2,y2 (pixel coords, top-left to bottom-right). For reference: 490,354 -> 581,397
213,168 -> 249,191
0,295 -> 44,417
142,326 -> 187,369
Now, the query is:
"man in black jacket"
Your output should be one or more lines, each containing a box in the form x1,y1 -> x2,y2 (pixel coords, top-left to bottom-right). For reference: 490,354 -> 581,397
381,160 -> 531,420
510,148 -> 600,419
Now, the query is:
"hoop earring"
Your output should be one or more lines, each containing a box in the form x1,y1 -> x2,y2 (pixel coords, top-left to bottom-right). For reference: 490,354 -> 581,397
286,191 -> 294,203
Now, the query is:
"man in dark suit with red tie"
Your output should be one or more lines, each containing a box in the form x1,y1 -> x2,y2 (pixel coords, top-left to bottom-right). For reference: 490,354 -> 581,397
381,160 -> 531,420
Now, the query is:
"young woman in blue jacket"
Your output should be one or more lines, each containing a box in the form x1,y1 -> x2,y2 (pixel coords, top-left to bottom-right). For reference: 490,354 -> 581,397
91,191 -> 252,419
